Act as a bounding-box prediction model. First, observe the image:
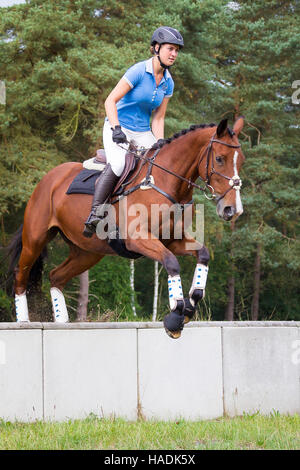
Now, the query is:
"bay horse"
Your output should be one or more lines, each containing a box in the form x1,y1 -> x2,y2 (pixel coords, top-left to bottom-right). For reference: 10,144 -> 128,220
8,117 -> 245,338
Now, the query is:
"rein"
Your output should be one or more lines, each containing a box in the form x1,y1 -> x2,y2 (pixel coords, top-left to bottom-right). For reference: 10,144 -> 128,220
113,132 -> 242,206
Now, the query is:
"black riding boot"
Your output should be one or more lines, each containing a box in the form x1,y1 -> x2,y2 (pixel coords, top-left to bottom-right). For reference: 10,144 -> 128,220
83,164 -> 119,238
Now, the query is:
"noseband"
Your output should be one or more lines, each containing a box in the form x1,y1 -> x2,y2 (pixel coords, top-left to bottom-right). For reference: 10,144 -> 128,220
198,133 -> 242,200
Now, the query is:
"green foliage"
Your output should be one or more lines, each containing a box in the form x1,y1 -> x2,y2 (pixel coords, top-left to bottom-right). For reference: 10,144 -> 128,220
0,288 -> 12,313
88,257 -> 136,320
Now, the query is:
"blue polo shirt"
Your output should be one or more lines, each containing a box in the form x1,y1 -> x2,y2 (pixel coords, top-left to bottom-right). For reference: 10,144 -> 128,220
116,58 -> 174,132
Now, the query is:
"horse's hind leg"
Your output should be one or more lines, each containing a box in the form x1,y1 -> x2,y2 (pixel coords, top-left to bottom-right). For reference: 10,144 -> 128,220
14,227 -> 57,322
49,244 -> 103,322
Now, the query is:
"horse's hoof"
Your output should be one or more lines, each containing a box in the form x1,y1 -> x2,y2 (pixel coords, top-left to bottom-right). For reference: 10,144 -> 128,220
163,310 -> 184,338
164,327 -> 182,339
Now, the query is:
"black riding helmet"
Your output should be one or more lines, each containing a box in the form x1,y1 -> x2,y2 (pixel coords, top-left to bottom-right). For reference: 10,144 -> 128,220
151,26 -> 184,69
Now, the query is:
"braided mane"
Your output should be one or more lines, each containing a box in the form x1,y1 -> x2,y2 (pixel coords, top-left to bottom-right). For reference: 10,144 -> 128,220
151,123 -> 216,150
151,123 -> 235,150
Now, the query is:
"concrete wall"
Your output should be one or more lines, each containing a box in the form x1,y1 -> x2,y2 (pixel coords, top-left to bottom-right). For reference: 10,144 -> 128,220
0,321 -> 299,422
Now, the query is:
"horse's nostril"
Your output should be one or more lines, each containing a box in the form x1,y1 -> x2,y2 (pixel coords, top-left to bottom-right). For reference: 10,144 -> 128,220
223,206 -> 235,219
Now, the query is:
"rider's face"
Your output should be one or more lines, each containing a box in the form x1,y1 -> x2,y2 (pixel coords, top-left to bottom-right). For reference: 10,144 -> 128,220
156,43 -> 179,66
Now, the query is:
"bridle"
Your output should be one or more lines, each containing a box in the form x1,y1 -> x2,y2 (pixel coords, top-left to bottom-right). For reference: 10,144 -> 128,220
197,132 -> 242,201
115,132 -> 242,206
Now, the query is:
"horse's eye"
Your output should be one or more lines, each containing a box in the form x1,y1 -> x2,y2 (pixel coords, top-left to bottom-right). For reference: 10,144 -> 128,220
215,156 -> 224,164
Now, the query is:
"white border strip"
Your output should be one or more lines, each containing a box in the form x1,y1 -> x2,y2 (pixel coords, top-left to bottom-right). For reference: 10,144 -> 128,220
0,321 -> 299,330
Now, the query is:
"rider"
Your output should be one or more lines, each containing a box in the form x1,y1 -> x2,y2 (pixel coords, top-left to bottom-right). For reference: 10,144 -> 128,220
83,26 -> 184,237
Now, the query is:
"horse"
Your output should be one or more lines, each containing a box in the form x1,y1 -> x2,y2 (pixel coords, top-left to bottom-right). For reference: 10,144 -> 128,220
7,117 -> 245,338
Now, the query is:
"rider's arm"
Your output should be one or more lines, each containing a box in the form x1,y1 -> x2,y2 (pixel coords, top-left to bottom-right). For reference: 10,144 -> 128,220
151,97 -> 170,140
104,78 -> 131,128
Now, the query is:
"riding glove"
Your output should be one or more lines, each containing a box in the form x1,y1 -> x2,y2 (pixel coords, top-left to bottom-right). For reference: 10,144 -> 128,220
112,125 -> 127,144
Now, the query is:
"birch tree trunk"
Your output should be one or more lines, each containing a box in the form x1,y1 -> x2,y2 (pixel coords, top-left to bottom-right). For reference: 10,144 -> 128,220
130,259 -> 136,316
225,275 -> 235,320
251,244 -> 261,321
76,270 -> 89,321
152,261 -> 159,321
225,221 -> 235,321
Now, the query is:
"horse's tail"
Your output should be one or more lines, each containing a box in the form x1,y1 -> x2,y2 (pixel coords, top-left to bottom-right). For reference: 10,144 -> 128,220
4,224 -> 47,296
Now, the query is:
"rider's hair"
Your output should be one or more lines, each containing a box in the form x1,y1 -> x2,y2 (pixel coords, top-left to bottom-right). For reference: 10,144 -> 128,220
150,43 -> 160,55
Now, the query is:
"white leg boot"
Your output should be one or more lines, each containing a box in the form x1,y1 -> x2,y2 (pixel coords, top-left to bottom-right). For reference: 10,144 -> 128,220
50,287 -> 69,323
168,274 -> 184,311
15,293 -> 29,322
189,264 -> 209,305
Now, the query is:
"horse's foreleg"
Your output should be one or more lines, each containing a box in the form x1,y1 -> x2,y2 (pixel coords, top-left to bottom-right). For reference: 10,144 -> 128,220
168,238 -> 210,323
126,237 -> 185,338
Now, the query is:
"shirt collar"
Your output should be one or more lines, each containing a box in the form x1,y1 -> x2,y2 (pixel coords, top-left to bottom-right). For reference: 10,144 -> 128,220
145,58 -> 171,80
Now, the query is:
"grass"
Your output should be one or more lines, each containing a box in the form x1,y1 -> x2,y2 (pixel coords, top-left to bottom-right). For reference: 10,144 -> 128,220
0,413 -> 299,450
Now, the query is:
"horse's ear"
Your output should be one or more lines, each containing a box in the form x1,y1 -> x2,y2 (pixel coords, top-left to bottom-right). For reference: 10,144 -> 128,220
233,116 -> 244,136
216,119 -> 228,137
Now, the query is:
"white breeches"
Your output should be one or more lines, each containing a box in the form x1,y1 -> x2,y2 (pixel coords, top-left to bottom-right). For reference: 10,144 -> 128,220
103,119 -> 157,176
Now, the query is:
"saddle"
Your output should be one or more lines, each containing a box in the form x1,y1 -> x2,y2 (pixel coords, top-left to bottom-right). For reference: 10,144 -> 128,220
83,149 -> 138,195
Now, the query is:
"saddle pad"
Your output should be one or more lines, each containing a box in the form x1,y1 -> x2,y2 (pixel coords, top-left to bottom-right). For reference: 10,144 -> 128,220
66,169 -> 101,196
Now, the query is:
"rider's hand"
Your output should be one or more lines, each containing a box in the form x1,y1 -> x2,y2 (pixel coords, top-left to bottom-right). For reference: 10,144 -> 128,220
112,125 -> 127,144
